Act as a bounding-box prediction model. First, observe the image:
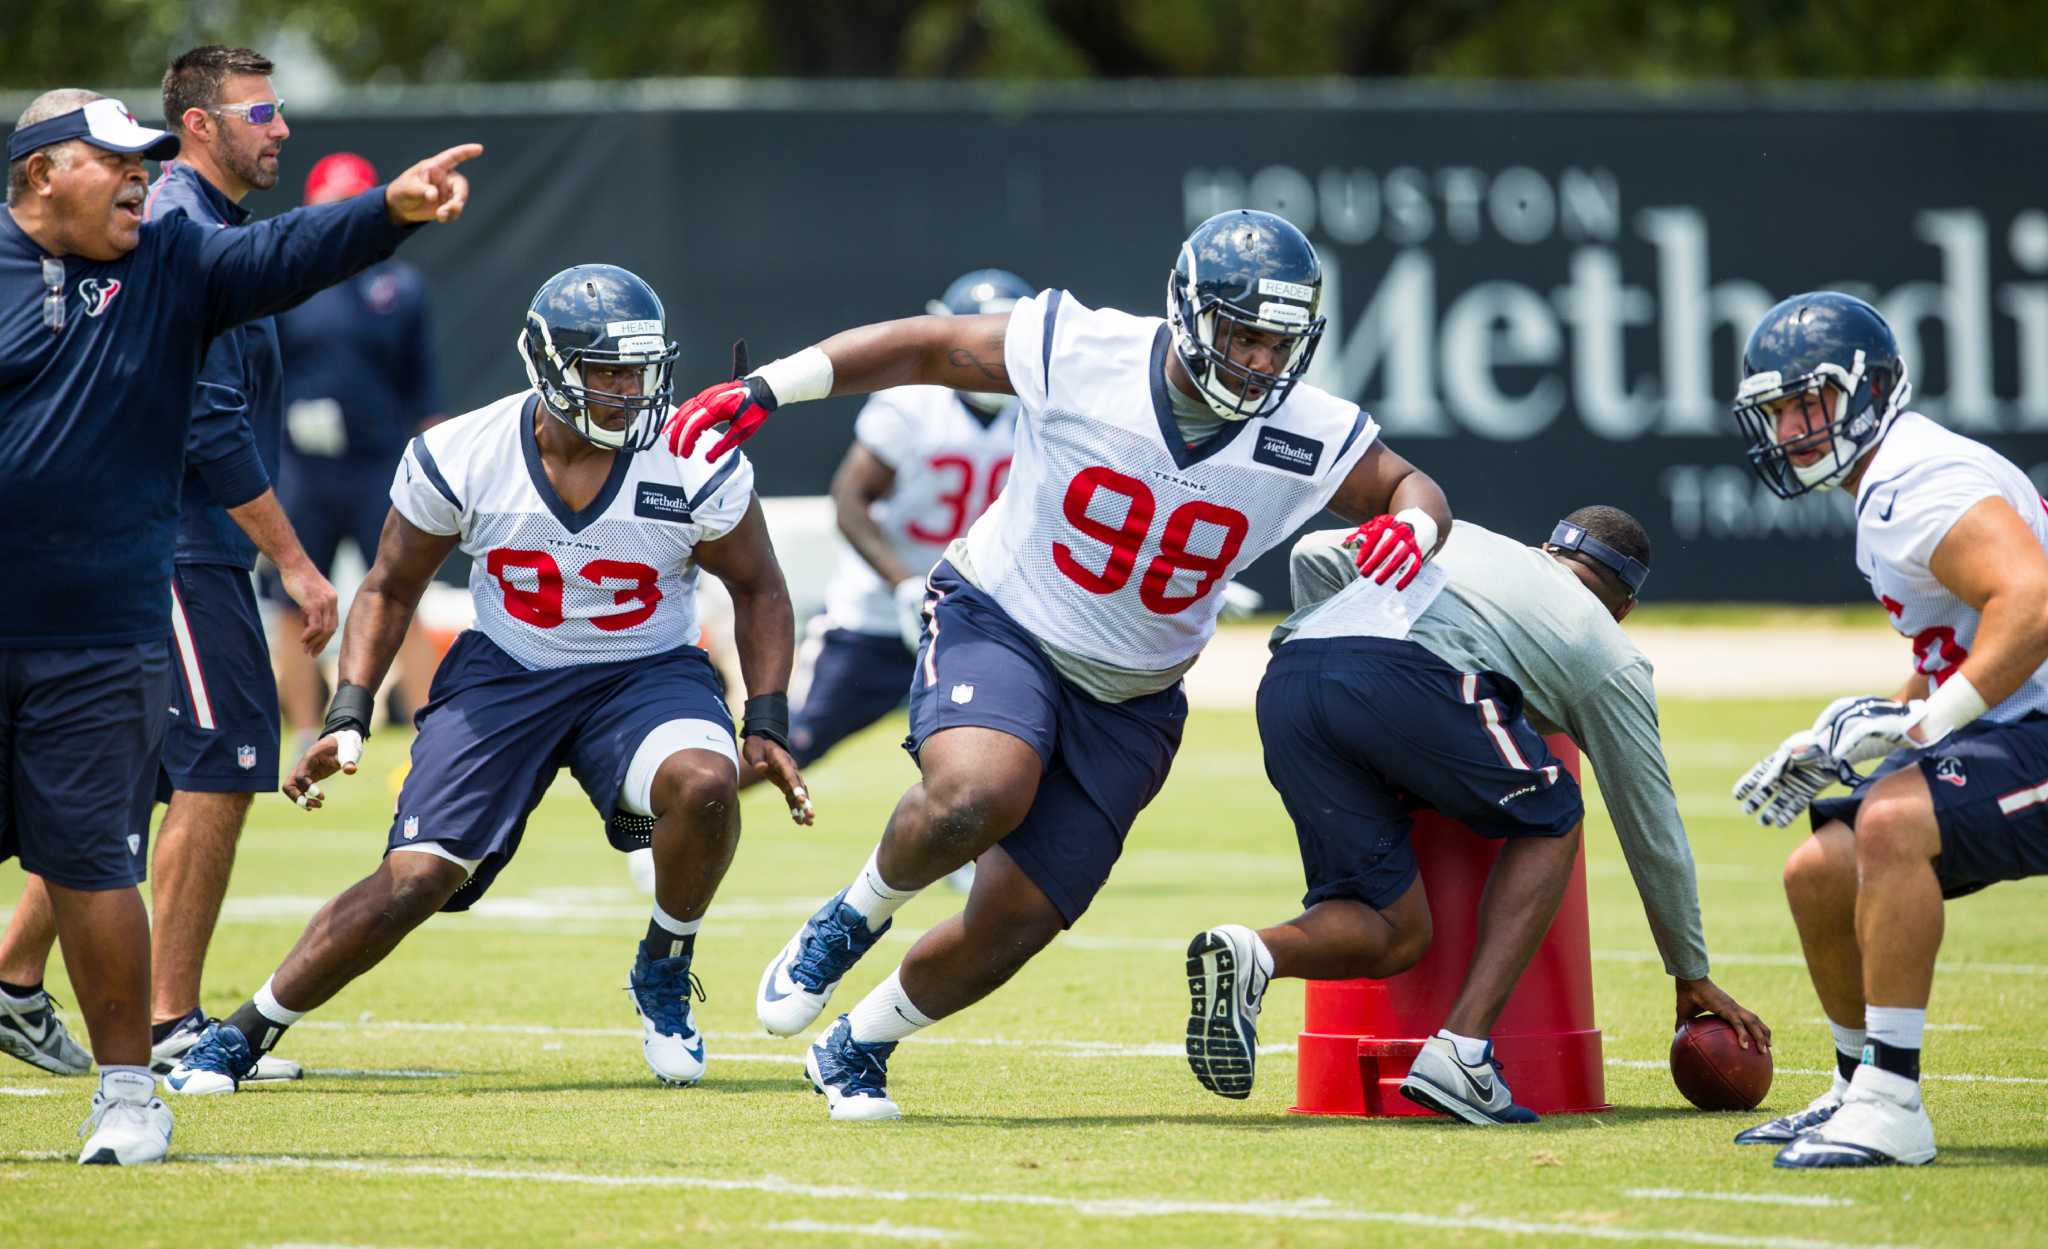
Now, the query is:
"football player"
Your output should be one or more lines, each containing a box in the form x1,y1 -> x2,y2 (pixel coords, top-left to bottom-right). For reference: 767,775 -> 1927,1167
1191,509 -> 1767,1120
1730,292 -> 2048,1167
165,265 -> 808,1095
667,210 -> 1451,1119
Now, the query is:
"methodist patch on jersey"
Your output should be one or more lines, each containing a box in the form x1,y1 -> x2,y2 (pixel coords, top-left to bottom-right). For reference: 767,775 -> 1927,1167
1258,277 -> 1314,302
607,319 -> 662,338
634,481 -> 696,523
1253,427 -> 1323,476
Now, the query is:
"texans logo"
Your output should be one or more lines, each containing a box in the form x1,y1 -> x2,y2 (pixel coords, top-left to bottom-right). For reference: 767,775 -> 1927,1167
78,278 -> 122,318
1934,756 -> 1967,788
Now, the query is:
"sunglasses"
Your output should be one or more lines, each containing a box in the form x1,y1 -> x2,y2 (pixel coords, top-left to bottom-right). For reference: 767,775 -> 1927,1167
213,100 -> 286,125
41,259 -> 64,334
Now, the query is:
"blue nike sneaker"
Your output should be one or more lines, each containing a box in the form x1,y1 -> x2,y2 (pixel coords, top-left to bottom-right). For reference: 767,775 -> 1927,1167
757,890 -> 892,1037
629,947 -> 708,1087
164,1021 -> 257,1096
1735,1075 -> 1847,1145
804,1014 -> 900,1121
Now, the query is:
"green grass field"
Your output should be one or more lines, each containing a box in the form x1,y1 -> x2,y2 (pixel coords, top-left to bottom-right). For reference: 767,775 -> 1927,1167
4,691 -> 2046,1247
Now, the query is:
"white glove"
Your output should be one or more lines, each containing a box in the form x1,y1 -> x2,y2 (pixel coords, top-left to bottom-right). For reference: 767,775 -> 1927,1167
1732,728 -> 1842,828
1814,695 -> 1930,776
893,577 -> 928,652
1219,580 -> 1264,621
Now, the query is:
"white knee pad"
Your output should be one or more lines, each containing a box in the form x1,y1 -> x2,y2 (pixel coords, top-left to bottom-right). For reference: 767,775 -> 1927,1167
619,719 -> 739,817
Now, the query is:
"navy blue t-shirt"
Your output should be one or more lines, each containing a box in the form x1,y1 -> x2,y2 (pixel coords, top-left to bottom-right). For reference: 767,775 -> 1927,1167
145,162 -> 283,569
0,189 -> 413,647
276,258 -> 441,472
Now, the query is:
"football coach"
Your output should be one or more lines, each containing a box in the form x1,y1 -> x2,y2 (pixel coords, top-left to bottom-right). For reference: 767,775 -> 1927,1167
0,86 -> 478,1165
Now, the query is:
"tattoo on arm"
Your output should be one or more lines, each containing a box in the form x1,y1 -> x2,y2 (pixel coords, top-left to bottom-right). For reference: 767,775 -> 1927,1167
946,347 -> 1008,385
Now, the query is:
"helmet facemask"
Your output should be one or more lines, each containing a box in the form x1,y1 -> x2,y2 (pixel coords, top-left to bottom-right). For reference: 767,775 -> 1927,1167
1733,350 -> 1910,499
519,313 -> 678,452
1168,249 -> 1326,422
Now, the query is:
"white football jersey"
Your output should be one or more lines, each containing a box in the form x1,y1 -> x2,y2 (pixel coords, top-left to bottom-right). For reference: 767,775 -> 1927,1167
391,391 -> 754,670
822,386 -> 1017,636
1853,411 -> 2048,720
960,289 -> 1378,674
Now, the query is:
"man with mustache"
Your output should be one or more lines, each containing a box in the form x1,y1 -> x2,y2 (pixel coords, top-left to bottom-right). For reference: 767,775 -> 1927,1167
0,85 -> 478,1166
0,45 -> 331,1093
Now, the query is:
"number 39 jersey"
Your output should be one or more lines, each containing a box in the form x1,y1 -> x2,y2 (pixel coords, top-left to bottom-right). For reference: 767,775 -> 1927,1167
1853,410 -> 2048,721
960,289 -> 1378,680
390,390 -> 755,670
822,386 -> 1016,636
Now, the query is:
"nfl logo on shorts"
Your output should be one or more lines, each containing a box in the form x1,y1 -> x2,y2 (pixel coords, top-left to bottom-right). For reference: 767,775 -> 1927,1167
237,744 -> 257,770
403,815 -> 421,840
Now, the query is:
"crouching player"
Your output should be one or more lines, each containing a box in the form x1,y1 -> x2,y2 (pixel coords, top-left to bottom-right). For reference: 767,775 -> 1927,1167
1730,293 -> 2048,1167
1187,508 -> 1768,1121
167,265 -> 808,1094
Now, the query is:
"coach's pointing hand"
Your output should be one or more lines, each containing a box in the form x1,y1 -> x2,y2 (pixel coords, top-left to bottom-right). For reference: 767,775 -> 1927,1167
384,144 -> 484,225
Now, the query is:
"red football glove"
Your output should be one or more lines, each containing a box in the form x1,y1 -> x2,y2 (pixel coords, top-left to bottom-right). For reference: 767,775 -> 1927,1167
1347,514 -> 1425,589
663,375 -> 778,461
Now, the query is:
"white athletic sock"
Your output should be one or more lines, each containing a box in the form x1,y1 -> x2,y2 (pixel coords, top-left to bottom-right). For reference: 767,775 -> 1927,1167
253,976 -> 306,1026
843,847 -> 918,930
846,970 -> 935,1045
97,1065 -> 155,1104
1829,1018 -> 1867,1061
1864,1005 -> 1925,1052
650,901 -> 700,937
1436,1028 -> 1490,1067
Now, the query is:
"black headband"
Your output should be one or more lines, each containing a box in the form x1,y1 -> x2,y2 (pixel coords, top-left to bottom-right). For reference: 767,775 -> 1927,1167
1548,520 -> 1649,596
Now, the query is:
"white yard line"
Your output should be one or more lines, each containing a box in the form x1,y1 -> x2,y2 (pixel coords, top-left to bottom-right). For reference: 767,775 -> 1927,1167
1603,1059 -> 2048,1086
0,1086 -> 57,1096
1626,1190 -> 1857,1209
768,1221 -> 963,1242
182,1155 -> 1929,1249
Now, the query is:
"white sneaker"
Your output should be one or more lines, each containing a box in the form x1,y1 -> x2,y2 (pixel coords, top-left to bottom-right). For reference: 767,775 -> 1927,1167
804,1015 -> 901,1122
0,988 -> 91,1076
1775,1067 -> 1935,1168
150,1010 -> 302,1082
1734,1074 -> 1848,1145
628,949 -> 707,1088
77,1073 -> 173,1165
1184,925 -> 1270,1099
1399,1035 -> 1540,1124
756,890 -> 891,1038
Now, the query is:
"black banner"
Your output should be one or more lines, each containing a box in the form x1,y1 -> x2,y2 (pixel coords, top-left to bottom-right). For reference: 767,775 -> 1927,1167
25,87 -> 2048,602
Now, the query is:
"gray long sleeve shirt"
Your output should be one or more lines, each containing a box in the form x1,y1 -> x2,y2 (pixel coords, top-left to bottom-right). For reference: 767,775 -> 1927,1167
1275,521 -> 1710,980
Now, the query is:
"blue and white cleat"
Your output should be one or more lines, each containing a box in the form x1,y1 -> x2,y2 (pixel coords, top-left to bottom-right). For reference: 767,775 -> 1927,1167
164,1021 -> 257,1096
1774,1070 -> 1935,1168
629,948 -> 708,1087
757,890 -> 893,1037
1185,925 -> 1269,1099
804,1014 -> 901,1121
150,1008 -> 301,1083
0,987 -> 91,1076
77,1071 -> 172,1165
1735,1075 -> 1847,1145
1399,1035 -> 1540,1124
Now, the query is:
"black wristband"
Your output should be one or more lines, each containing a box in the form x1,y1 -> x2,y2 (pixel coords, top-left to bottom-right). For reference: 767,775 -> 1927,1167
323,682 -> 376,740
743,375 -> 781,412
741,692 -> 791,750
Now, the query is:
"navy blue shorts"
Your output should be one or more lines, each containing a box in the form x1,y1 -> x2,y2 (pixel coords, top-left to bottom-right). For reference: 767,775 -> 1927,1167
907,562 -> 1186,926
162,563 -> 279,796
0,643 -> 171,890
1810,712 -> 2048,899
790,623 -> 913,767
1258,637 -> 1584,911
267,459 -> 389,598
391,630 -> 733,911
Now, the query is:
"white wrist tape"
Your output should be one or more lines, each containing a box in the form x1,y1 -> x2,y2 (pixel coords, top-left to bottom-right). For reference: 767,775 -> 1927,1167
1917,671 -> 1988,743
1395,508 -> 1440,558
751,346 -> 834,406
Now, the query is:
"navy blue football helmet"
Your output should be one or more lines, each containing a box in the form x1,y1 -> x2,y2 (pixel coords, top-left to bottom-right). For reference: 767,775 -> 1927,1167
927,268 -> 1032,414
1168,209 -> 1326,421
1734,291 -> 1911,499
517,264 -> 679,451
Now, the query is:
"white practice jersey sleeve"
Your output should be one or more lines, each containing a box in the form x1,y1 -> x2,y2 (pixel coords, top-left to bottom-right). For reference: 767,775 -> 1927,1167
960,289 -> 1378,683
390,391 -> 755,670
1853,412 -> 2048,720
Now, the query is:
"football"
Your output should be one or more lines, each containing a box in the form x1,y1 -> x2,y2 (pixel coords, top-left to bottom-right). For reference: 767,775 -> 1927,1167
1670,1016 -> 1774,1111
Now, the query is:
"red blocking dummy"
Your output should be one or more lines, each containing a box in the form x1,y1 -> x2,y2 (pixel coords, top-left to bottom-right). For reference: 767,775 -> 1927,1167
1292,737 -> 1609,1116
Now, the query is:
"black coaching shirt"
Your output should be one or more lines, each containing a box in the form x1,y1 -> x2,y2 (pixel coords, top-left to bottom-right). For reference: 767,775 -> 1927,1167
0,189 -> 412,646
